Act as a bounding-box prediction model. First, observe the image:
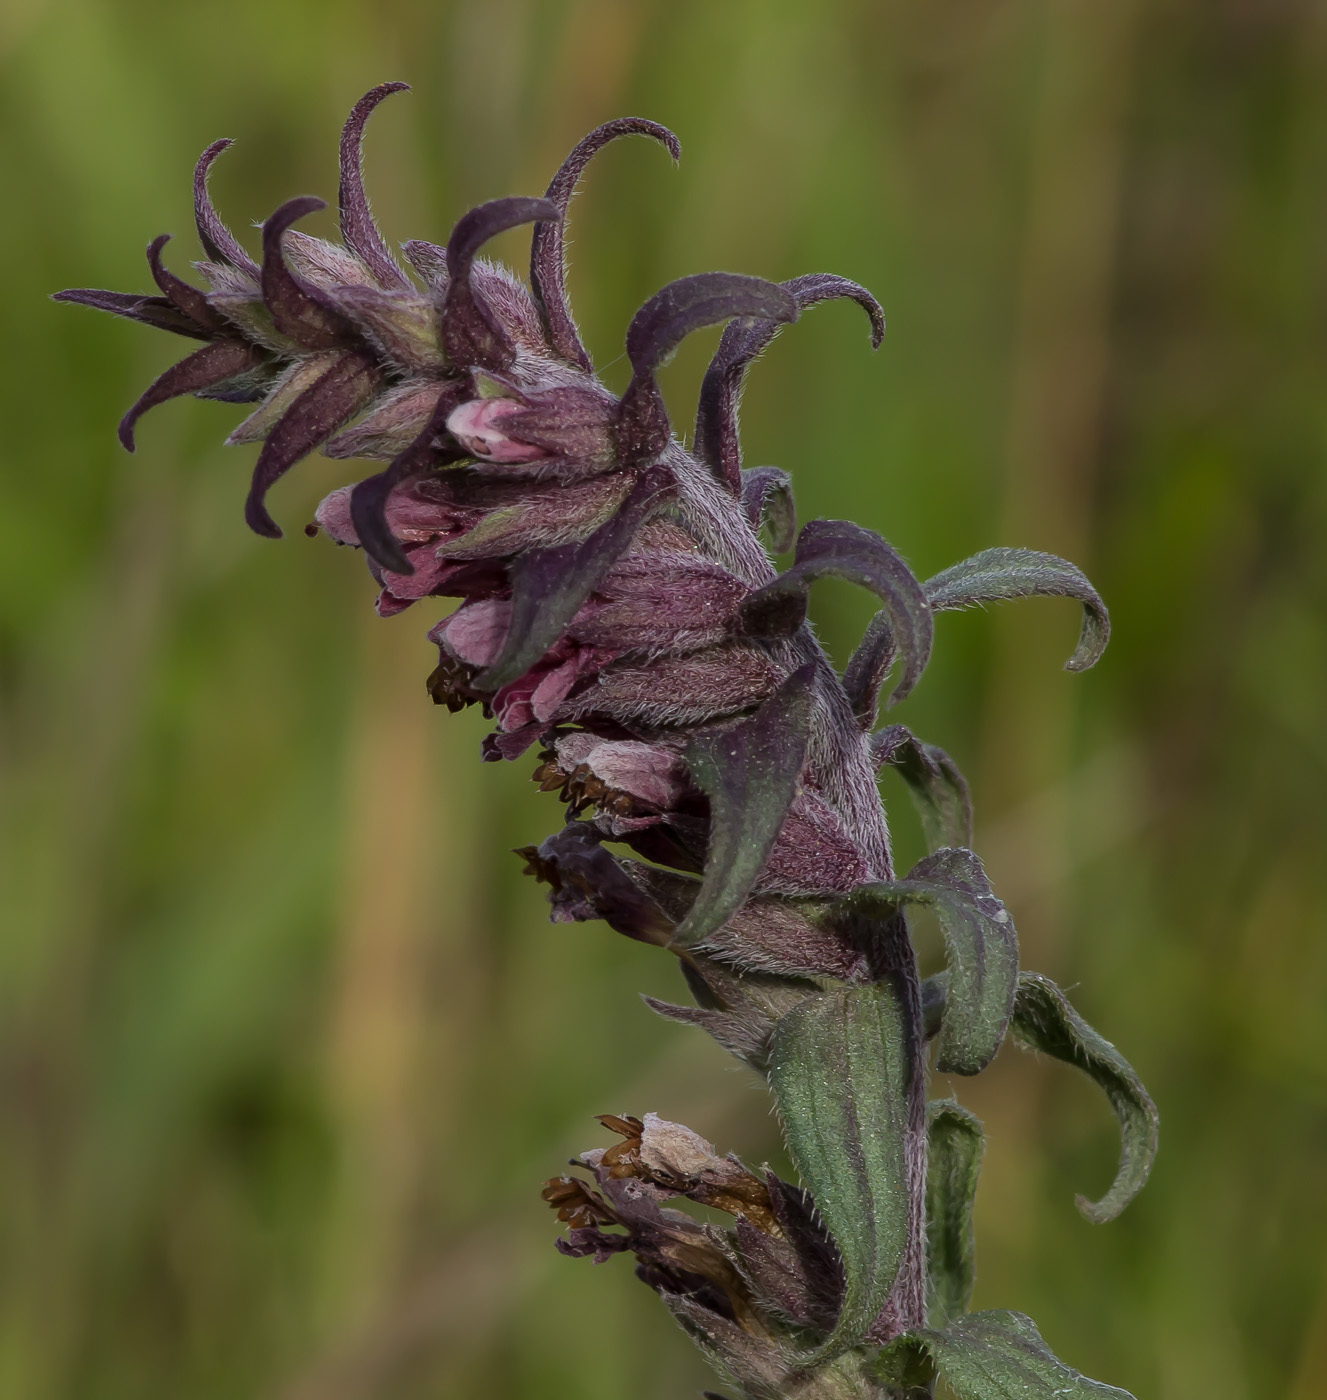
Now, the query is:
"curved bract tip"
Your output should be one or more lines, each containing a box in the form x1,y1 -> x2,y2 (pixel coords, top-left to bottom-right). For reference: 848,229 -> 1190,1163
442,196 -> 561,370
695,272 -> 885,493
617,273 -> 798,466
339,82 -> 412,290
193,138 -> 258,276
260,196 -> 359,350
532,117 -> 681,370
145,232 -> 224,332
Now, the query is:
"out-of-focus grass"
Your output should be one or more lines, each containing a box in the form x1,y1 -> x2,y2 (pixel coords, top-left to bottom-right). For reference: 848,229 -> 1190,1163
1,2 -> 1325,1397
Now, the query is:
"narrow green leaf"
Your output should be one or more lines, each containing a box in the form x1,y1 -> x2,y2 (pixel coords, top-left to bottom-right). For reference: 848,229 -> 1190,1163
924,546 -> 1109,672
1012,972 -> 1159,1222
767,981 -> 914,1360
872,724 -> 974,851
673,664 -> 814,947
845,849 -> 1017,1075
925,1100 -> 984,1325
875,1309 -> 1136,1400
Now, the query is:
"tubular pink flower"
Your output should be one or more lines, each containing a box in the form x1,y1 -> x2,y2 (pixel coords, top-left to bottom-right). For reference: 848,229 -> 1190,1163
446,397 -> 551,463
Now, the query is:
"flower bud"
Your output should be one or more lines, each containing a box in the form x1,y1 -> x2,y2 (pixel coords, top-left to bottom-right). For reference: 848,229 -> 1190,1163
446,398 -> 550,463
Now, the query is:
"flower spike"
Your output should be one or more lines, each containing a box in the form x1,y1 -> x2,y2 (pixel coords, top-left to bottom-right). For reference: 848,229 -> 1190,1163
442,196 -> 560,370
618,273 -> 798,466
192,138 -> 258,275
338,82 -> 412,290
695,273 -> 884,493
531,118 -> 680,370
63,104 -> 1144,1400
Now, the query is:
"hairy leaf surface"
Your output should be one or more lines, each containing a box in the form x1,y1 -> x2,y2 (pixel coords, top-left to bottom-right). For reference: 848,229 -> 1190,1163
846,850 -> 1016,1075
925,1100 -> 983,1325
673,665 -> 814,948
924,546 -> 1109,672
875,1310 -> 1135,1400
1012,972 -> 1159,1222
767,981 -> 913,1359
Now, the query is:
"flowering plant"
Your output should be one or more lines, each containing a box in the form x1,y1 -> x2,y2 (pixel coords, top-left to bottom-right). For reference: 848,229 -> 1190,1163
58,85 -> 1157,1400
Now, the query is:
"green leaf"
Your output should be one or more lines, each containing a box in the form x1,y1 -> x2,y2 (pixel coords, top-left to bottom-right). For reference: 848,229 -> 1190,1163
925,1100 -> 984,1325
845,850 -> 1017,1075
673,664 -> 814,947
1011,972 -> 1159,1222
767,981 -> 915,1360
924,546 -> 1109,672
875,1310 -> 1136,1400
872,724 -> 974,851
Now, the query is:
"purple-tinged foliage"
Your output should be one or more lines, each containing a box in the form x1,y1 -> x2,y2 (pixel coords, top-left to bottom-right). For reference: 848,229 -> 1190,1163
531,117 -> 680,370
337,82 -> 412,290
695,274 -> 884,494
59,87 -> 1147,1400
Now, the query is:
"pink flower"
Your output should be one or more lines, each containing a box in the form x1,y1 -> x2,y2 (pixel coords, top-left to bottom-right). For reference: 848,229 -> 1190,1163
446,398 -> 551,464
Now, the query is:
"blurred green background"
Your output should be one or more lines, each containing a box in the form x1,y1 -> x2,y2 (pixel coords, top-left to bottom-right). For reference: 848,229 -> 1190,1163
2,0 -> 1325,1396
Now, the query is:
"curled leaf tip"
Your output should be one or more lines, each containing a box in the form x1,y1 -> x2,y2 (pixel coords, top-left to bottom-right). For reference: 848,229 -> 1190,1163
533,117 -> 681,368
925,547 -> 1109,673
694,272 -> 882,491
339,82 -> 412,289
442,196 -> 561,369
619,273 -> 798,465
193,137 -> 258,275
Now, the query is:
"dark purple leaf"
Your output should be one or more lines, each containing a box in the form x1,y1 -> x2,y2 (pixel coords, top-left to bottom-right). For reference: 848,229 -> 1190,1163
145,234 -> 226,333
672,664 -> 814,948
739,466 -> 796,553
870,724 -> 973,851
695,273 -> 883,492
519,821 -> 674,945
338,82 -> 411,290
193,138 -> 259,275
618,274 -> 798,467
118,339 -> 265,451
473,465 -> 673,691
348,383 -> 469,573
1011,973 -> 1158,1223
260,196 -> 360,351
531,118 -> 680,370
442,196 -> 560,371
842,611 -> 898,727
245,351 -> 382,538
52,287 -> 210,341
924,546 -> 1109,672
843,848 -> 1017,1076
741,518 -> 933,705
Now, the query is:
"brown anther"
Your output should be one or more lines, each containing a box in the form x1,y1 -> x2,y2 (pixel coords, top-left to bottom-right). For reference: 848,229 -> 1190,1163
516,845 -> 561,890
597,1113 -> 646,1177
541,1175 -> 617,1229
427,654 -> 476,713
